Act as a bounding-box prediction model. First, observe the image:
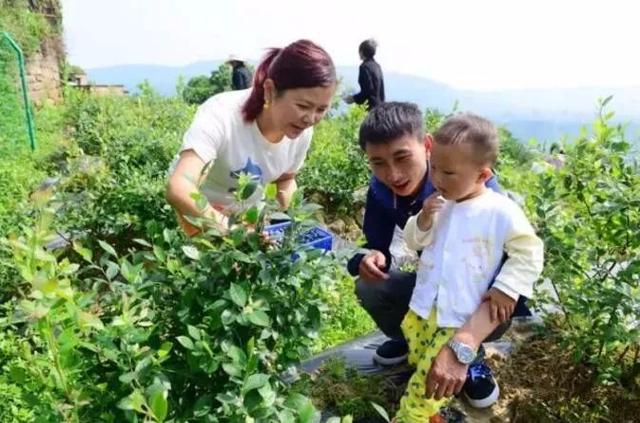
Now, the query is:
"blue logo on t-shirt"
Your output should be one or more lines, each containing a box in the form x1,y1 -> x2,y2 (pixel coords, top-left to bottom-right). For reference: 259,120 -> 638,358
230,158 -> 264,182
228,158 -> 264,193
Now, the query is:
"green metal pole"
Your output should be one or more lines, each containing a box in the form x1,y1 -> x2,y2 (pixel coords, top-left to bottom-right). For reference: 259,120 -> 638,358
2,32 -> 36,151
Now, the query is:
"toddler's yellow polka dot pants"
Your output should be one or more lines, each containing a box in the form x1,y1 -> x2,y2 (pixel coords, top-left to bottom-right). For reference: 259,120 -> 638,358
394,309 -> 455,423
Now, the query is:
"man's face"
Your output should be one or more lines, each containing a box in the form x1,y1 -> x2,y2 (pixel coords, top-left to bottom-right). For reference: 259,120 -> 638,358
364,134 -> 430,197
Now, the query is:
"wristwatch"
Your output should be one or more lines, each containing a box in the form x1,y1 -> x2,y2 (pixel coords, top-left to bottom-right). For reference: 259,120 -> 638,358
447,339 -> 477,364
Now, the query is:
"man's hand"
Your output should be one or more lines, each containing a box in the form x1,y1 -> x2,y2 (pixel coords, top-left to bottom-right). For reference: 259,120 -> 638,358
425,344 -> 468,400
358,250 -> 389,282
417,192 -> 445,231
482,287 -> 517,323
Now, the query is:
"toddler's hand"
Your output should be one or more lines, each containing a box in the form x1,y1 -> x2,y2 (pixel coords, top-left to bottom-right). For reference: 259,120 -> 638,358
482,287 -> 516,323
417,192 -> 445,231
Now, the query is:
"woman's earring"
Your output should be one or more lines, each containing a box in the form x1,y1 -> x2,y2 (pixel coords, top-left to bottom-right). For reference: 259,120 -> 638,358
263,100 -> 270,110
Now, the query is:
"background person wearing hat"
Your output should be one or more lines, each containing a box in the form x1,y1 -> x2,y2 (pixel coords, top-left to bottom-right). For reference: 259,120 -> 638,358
227,55 -> 253,90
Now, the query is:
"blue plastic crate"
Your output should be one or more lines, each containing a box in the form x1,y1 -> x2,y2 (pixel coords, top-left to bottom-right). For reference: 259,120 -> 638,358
264,222 -> 333,252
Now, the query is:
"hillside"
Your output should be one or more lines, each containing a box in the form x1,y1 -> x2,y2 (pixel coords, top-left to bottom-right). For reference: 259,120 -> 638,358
86,61 -> 640,143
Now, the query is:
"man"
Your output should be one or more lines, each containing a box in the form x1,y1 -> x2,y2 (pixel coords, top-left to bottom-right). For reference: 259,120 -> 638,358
227,55 -> 252,91
348,102 -> 530,408
344,39 -> 385,109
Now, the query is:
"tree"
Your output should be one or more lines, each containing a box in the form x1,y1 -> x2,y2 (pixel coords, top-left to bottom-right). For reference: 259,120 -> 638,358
182,64 -> 232,105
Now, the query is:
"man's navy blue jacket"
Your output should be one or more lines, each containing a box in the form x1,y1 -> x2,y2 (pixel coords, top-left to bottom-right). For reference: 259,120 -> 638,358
347,170 -> 530,316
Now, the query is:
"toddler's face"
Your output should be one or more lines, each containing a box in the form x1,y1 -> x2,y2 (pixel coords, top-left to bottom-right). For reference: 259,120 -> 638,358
430,142 -> 489,202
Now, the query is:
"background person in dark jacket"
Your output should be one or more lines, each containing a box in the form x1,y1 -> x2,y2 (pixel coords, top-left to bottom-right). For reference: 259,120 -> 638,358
227,55 -> 253,90
344,39 -> 385,109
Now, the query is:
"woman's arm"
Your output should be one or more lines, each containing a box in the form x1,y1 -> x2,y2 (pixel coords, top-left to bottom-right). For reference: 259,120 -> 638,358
274,172 -> 297,209
166,150 -> 228,235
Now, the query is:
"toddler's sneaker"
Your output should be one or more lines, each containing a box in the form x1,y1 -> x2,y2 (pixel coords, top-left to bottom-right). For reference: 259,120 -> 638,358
463,361 -> 500,408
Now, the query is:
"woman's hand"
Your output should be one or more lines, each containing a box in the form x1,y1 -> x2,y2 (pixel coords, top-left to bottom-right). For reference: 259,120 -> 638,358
167,150 -> 228,236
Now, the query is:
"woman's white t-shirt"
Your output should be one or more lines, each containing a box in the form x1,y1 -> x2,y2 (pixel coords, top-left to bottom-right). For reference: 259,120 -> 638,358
174,89 -> 313,212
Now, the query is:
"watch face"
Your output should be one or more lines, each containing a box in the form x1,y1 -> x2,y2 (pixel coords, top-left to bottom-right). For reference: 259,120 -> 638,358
458,345 -> 476,364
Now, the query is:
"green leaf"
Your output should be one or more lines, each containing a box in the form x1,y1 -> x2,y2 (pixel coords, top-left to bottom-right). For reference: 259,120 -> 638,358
239,179 -> 259,200
248,310 -> 270,327
153,245 -> 166,261
120,259 -> 141,283
176,336 -> 194,350
78,311 -> 105,331
227,345 -> 247,364
9,366 -> 27,384
243,390 -> 263,413
370,402 -> 390,422
246,351 -> 259,375
229,283 -> 247,307
98,240 -> 118,258
265,183 -> 278,200
59,261 -> 80,276
117,389 -> 145,412
133,238 -> 152,247
222,362 -> 243,377
284,393 -> 308,410
72,241 -> 93,263
297,398 -> 319,423
230,251 -> 252,263
158,342 -> 173,359
216,392 -> 237,404
278,410 -> 296,423
221,309 -> 235,325
182,245 -> 200,260
163,228 -> 173,244
270,212 -> 291,222
258,383 -> 276,407
149,389 -> 168,422
135,356 -> 152,374
244,373 -> 269,392
187,325 -> 201,341
118,371 -> 137,384
193,394 -> 214,417
245,206 -> 259,225
105,261 -> 119,280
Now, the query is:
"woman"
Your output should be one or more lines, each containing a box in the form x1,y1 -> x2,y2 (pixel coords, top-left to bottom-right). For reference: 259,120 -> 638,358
344,38 -> 385,109
167,40 -> 337,235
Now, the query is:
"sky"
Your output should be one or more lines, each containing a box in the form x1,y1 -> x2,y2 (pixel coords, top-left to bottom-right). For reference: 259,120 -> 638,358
61,0 -> 640,91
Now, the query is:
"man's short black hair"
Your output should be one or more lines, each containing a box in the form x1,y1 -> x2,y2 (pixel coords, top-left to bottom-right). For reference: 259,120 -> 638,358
358,101 -> 425,150
359,39 -> 378,60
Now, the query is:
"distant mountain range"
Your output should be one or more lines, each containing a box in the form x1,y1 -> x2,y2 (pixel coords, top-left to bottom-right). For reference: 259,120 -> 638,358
86,61 -> 640,144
